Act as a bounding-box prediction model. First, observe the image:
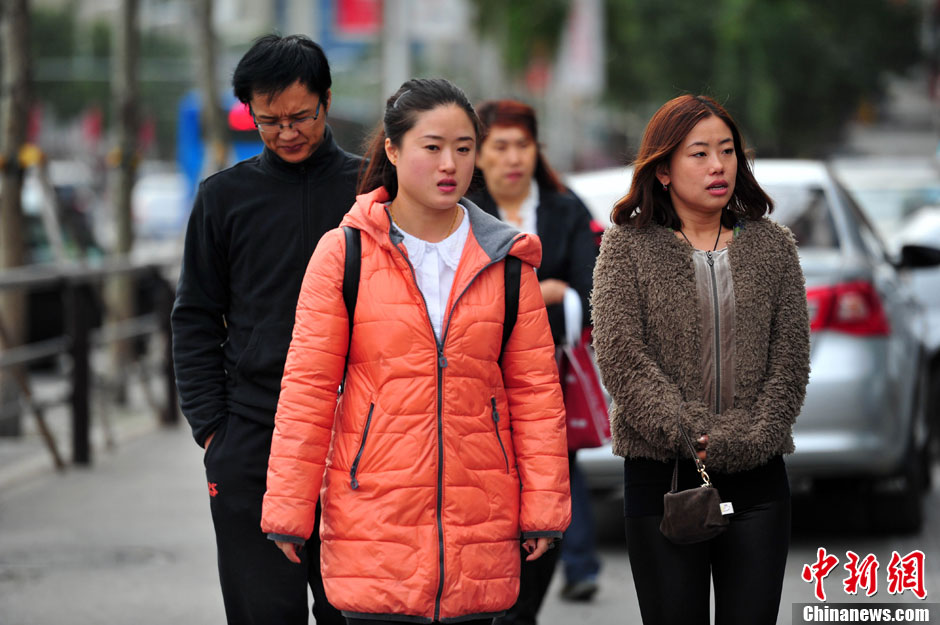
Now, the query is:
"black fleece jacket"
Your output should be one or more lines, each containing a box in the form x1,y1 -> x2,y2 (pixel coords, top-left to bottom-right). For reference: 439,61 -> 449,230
171,127 -> 362,446
469,184 -> 597,345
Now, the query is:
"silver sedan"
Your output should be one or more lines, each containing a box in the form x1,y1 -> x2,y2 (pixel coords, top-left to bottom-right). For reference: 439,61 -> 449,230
566,159 -> 939,533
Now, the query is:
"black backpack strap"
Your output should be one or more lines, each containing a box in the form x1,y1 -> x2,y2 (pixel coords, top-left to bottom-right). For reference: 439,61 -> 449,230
500,255 -> 522,364
341,226 -> 361,390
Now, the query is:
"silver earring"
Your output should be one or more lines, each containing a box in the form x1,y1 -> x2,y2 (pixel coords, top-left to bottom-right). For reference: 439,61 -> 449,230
662,182 -> 668,191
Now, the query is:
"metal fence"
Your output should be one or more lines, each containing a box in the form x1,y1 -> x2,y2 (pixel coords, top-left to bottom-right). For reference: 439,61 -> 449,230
0,256 -> 178,469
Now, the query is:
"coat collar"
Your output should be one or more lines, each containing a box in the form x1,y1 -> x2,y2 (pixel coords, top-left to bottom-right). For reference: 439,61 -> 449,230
258,125 -> 344,181
341,187 -> 542,270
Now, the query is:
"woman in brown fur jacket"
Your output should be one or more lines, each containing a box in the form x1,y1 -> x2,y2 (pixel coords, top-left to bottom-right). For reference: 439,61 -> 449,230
591,95 -> 810,625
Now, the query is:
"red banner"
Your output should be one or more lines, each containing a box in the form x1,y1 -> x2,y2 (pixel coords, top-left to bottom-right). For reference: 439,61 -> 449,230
336,0 -> 381,36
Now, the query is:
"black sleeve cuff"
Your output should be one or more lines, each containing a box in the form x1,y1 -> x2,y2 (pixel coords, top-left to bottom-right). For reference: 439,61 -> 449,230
521,531 -> 564,540
267,533 -> 305,546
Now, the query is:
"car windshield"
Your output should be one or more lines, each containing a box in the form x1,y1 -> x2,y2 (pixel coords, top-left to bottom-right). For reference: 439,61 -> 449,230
851,187 -> 940,237
892,207 -> 940,249
763,184 -> 839,249
831,159 -> 940,241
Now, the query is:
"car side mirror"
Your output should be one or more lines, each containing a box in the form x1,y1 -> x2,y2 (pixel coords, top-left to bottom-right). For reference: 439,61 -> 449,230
898,244 -> 940,269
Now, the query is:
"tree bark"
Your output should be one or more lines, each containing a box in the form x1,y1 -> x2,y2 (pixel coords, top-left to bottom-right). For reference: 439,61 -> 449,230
195,0 -> 228,175
0,0 -> 31,436
106,0 -> 139,401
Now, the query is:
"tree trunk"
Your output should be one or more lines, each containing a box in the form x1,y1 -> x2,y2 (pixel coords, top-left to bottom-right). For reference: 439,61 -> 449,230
382,0 -> 411,104
195,0 -> 228,175
106,0 -> 139,403
0,0 -> 31,436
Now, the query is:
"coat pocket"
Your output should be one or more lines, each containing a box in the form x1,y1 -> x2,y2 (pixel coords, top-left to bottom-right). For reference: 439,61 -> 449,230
491,397 -> 510,474
202,418 -> 229,470
234,322 -> 293,391
349,402 -> 375,490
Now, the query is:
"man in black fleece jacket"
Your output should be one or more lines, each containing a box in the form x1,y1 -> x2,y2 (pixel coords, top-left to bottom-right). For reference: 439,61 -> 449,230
171,34 -> 360,625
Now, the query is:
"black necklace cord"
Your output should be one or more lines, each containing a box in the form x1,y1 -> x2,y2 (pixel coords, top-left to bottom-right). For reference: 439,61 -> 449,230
678,218 -> 723,251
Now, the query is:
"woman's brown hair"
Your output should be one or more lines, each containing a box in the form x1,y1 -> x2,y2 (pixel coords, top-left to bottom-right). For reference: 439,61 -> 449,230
611,95 -> 773,229
475,99 -> 566,194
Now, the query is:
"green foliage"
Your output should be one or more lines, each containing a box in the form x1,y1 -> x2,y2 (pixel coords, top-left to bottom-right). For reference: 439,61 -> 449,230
473,0 -> 922,157
607,0 -> 923,156
29,5 -> 191,158
473,0 -> 571,69
31,7 -> 110,122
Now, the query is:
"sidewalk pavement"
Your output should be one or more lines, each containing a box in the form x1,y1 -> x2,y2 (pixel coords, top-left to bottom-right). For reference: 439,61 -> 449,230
0,412 -> 632,625
0,420 -> 226,625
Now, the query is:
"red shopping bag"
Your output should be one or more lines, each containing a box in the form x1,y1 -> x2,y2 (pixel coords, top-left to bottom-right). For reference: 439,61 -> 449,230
559,328 -> 611,451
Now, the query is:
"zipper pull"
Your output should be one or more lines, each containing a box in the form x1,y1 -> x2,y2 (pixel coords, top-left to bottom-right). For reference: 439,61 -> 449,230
438,353 -> 448,368
706,250 -> 714,266
491,398 -> 499,422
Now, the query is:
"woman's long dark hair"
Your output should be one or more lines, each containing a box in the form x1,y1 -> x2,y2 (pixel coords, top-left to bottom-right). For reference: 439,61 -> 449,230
475,99 -> 566,194
611,95 -> 773,229
357,78 -> 483,197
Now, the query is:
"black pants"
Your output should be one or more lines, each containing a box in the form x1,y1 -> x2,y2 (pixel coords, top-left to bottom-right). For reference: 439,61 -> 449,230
491,541 -> 561,625
205,413 -> 344,625
625,498 -> 790,625
494,452 -> 584,625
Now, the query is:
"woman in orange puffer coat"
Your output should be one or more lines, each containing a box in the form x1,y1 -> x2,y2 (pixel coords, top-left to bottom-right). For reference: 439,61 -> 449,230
261,78 -> 571,625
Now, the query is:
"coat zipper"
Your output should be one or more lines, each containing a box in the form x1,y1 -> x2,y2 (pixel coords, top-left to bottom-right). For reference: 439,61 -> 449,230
706,251 -> 721,413
349,403 -> 375,489
439,243 -> 525,347
392,232 -> 524,620
430,250 -> 517,619
390,240 -> 448,620
490,398 -> 510,473
433,343 -> 446,621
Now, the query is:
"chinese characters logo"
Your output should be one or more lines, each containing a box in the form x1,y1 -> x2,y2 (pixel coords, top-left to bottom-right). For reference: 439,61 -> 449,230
802,548 -> 926,601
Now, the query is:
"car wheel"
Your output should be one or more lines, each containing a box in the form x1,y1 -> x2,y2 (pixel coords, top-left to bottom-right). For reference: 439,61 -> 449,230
870,448 -> 925,535
870,361 -> 930,535
928,362 -> 940,467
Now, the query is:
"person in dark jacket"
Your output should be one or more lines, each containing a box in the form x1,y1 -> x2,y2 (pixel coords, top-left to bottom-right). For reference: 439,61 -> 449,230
171,34 -> 361,625
469,99 -> 601,623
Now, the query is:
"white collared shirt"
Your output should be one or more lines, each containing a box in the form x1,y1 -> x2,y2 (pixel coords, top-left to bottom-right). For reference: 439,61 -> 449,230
395,204 -> 470,342
497,180 -> 539,234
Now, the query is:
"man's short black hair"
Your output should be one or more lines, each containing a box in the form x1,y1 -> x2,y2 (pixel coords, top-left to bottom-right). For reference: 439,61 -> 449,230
232,34 -> 332,105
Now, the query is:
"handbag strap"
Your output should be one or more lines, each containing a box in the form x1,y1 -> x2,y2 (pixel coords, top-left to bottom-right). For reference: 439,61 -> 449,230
671,420 -> 713,491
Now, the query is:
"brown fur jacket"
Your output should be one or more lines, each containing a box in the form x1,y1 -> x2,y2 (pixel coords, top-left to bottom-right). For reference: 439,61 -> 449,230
591,218 -> 810,473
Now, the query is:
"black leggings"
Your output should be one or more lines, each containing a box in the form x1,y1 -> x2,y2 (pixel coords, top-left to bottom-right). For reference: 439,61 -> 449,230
625,498 -> 790,625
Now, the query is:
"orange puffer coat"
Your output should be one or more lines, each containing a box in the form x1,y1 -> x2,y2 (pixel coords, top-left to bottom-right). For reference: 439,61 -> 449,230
262,187 -> 570,622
